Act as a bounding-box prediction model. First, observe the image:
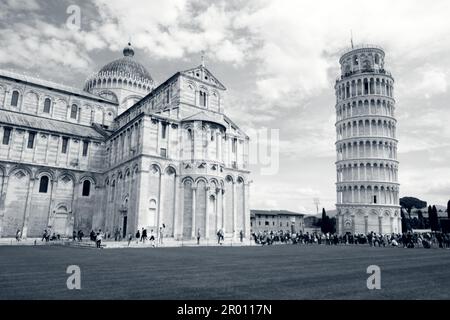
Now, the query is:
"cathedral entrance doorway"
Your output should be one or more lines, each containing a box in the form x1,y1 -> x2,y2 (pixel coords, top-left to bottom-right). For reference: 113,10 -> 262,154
53,205 -> 69,236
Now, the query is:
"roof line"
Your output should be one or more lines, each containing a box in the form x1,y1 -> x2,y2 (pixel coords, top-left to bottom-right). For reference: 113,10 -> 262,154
0,69 -> 117,105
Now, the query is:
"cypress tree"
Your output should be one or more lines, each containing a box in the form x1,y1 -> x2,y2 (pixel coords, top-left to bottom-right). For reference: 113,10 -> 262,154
321,208 -> 327,233
447,200 -> 450,219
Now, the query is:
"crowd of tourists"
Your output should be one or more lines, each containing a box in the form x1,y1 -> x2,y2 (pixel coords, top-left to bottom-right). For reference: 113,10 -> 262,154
251,230 -> 450,249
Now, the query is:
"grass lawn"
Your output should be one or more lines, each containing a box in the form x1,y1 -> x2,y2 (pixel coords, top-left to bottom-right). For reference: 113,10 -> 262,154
0,244 -> 449,300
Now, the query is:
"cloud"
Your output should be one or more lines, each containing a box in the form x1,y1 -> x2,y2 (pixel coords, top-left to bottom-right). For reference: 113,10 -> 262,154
89,0 -> 252,64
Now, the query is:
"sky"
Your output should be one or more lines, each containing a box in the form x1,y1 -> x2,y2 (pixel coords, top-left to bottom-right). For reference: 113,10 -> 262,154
1,0 -> 450,214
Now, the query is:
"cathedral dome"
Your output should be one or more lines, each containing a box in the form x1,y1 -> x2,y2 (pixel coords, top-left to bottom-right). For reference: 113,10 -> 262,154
98,43 -> 153,82
83,43 -> 155,95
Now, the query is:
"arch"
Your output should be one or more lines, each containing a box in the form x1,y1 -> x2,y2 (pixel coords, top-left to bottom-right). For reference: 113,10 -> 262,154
8,165 -> 33,178
150,163 -> 162,174
79,175 -> 97,185
237,176 -> 245,184
225,175 -> 234,183
57,170 -> 77,183
35,168 -> 55,181
165,165 -> 177,175
195,176 -> 208,187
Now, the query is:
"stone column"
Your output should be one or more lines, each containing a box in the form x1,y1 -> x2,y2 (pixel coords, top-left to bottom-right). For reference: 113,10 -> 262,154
378,216 -> 383,234
191,186 -> 196,238
205,186 -> 210,239
351,214 -> 355,234
243,182 -> 250,239
2,90 -> 8,108
221,188 -> 226,233
22,177 -> 36,239
390,216 -> 395,234
0,175 -> 10,237
173,177 -> 183,240
364,215 -> 368,234
215,188 -> 220,233
157,172 -> 165,237
232,181 -> 237,238
46,178 -> 55,227
71,180 -> 80,232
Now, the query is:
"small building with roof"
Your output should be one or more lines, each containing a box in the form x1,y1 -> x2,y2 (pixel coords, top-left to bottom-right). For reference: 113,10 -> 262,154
250,210 -> 305,234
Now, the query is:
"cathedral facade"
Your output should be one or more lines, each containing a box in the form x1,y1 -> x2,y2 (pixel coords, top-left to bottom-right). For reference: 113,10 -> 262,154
0,44 -> 251,241
334,45 -> 401,235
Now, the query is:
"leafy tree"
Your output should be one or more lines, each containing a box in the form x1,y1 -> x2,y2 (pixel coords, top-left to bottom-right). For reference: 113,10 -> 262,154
400,197 -> 427,211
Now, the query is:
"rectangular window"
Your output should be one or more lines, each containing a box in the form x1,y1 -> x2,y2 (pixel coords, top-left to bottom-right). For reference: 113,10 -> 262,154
265,221 -> 269,226
160,148 -> 167,158
27,132 -> 36,149
2,127 -> 12,145
161,123 -> 167,139
373,195 -> 377,204
199,91 -> 207,107
166,90 -> 170,104
62,137 -> 69,154
232,138 -> 237,153
82,141 -> 89,156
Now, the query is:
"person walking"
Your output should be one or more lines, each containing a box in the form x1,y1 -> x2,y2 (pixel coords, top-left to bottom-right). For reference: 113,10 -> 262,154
15,229 -> 21,242
141,228 -> 147,244
149,229 -> 156,247
96,229 -> 103,248
239,230 -> 244,243
135,229 -> 140,244
197,228 -> 201,245
127,233 -> 133,246
217,229 -> 221,244
42,229 -> 48,242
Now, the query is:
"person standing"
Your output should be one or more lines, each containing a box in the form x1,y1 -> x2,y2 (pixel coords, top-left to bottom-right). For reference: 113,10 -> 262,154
15,229 -> 21,242
127,233 -> 133,246
142,228 -> 148,243
239,230 -> 244,243
159,227 -> 164,246
197,228 -> 201,245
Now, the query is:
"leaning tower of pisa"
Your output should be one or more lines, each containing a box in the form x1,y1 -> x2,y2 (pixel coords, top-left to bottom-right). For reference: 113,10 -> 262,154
334,45 -> 401,235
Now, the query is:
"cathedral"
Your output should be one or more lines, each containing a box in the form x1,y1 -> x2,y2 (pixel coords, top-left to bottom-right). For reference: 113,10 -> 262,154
0,43 -> 251,241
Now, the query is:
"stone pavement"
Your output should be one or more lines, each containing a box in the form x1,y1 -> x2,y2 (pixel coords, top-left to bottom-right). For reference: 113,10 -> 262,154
0,237 -> 256,249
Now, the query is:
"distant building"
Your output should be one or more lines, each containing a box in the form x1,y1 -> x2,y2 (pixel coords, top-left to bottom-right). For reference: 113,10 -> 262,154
250,210 -> 305,234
